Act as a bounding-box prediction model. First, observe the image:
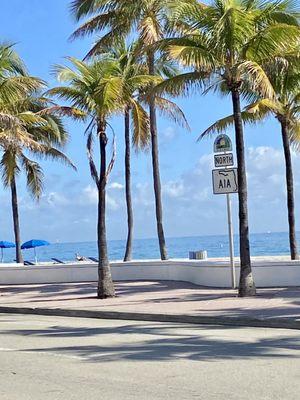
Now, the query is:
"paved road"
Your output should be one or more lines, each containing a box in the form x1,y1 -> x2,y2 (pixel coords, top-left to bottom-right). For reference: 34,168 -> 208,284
0,314 -> 299,400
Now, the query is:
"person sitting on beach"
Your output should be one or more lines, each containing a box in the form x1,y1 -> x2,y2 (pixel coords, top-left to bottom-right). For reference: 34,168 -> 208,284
75,253 -> 87,262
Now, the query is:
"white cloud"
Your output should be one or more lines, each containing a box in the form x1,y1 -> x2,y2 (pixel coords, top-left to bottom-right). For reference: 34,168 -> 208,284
163,181 -> 185,198
109,182 -> 124,190
80,184 -> 121,211
161,127 -> 176,142
159,127 -> 180,148
106,195 -> 120,211
82,185 -> 98,204
46,192 -> 70,207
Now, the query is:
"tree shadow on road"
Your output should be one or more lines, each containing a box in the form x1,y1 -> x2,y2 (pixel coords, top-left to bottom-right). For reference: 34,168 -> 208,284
1,319 -> 300,363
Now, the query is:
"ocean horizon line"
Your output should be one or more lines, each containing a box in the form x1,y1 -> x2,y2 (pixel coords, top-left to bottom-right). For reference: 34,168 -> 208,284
50,231 -> 295,246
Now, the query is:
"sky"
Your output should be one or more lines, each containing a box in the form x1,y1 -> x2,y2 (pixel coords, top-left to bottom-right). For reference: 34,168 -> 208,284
0,0 -> 298,243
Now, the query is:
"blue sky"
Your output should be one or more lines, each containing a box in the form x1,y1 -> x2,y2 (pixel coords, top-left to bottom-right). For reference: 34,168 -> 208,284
0,0 -> 297,243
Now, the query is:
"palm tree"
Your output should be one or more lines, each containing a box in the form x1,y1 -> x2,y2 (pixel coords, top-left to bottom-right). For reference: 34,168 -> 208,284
49,57 -> 158,297
0,43 -> 44,132
244,60 -> 300,260
70,0 -> 195,260
153,0 -> 300,296
98,41 -> 151,262
195,60 -> 300,260
99,40 -> 188,262
0,43 -> 54,263
0,94 -> 76,263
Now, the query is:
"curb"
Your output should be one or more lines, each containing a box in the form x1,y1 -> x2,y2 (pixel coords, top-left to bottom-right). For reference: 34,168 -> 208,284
0,306 -> 299,330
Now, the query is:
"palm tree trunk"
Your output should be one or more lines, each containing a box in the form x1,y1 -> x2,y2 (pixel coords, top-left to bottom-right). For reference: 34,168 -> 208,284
280,120 -> 298,260
97,119 -> 115,298
231,88 -> 256,296
10,177 -> 23,264
124,108 -> 134,261
148,51 -> 168,260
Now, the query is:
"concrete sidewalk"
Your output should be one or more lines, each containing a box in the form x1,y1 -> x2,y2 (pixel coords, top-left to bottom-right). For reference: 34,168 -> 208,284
1,281 -> 300,329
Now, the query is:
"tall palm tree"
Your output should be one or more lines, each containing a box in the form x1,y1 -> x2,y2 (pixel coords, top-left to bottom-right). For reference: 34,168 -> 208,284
70,0 -> 195,260
0,94 -> 76,263
196,60 -> 300,260
98,41 -> 151,262
100,40 -> 188,261
153,0 -> 300,296
0,43 -> 52,262
244,60 -> 300,260
49,57 -> 157,298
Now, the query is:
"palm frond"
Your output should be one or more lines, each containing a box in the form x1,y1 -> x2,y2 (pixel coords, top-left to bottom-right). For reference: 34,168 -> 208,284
105,132 -> 116,180
86,130 -> 99,187
20,155 -> 44,199
155,96 -> 190,130
41,147 -> 76,170
139,15 -> 162,45
0,112 -> 23,130
0,43 -> 27,75
70,11 -> 117,40
38,105 -> 87,120
153,71 -> 206,97
199,110 -> 268,139
289,119 -> 300,150
245,98 -> 284,115
70,0 -> 108,21
238,60 -> 276,99
0,76 -> 45,103
130,101 -> 150,149
0,150 -> 19,187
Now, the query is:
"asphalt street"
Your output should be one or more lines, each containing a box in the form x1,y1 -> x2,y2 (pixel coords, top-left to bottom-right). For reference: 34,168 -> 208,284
0,314 -> 299,400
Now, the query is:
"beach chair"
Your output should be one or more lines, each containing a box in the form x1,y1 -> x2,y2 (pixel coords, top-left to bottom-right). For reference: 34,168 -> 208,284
88,257 -> 99,263
51,258 -> 65,264
24,261 -> 35,266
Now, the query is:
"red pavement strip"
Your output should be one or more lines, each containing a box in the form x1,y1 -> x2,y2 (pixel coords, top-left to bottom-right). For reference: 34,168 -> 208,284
0,281 -> 300,329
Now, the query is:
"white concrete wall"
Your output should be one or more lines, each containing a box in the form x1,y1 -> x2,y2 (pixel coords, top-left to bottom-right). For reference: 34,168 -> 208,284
1,258 -> 300,287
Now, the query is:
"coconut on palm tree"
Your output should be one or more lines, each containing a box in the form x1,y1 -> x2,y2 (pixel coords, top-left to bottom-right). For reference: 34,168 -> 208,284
70,0 -> 195,260
153,0 -> 300,296
0,93 -> 76,263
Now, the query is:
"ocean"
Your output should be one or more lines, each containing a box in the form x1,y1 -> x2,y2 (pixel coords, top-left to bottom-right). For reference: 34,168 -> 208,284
0,231 -> 294,263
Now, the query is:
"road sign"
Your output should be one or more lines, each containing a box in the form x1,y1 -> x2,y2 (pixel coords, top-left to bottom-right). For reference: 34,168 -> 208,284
211,135 -> 236,288
212,168 -> 238,195
214,153 -> 234,168
214,134 -> 232,153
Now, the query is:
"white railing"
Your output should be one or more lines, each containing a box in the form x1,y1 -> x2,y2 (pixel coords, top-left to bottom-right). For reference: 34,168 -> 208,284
1,257 -> 300,287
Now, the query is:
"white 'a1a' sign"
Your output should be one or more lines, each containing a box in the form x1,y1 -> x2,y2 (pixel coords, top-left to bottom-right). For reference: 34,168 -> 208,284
212,168 -> 238,194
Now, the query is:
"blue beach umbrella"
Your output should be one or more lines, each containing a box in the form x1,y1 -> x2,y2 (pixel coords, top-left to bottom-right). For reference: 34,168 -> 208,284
21,240 -> 50,263
0,241 -> 15,262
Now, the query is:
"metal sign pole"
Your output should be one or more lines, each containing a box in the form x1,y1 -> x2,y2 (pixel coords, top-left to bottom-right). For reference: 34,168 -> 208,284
224,153 -> 236,290
213,134 -> 237,290
226,193 -> 236,289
